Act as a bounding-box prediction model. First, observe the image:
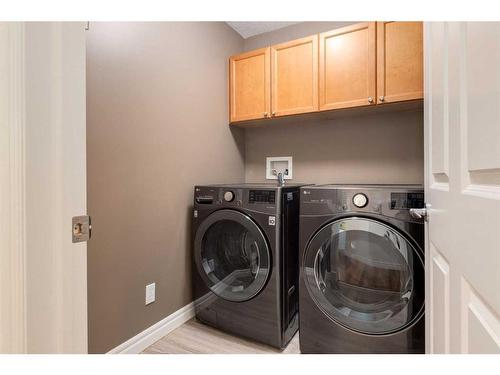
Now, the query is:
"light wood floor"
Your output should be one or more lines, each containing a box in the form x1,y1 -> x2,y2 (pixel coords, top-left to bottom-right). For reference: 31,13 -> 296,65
143,319 -> 300,354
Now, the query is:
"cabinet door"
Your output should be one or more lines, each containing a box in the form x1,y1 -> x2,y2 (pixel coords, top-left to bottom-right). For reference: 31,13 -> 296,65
377,21 -> 423,104
319,22 -> 376,110
271,35 -> 318,117
229,47 -> 270,122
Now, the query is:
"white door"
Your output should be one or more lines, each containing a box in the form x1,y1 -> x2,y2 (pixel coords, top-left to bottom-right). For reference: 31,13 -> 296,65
425,22 -> 500,353
0,22 -> 87,353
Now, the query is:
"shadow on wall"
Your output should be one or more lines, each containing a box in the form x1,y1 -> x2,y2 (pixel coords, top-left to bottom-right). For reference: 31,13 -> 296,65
230,125 -> 246,166
186,203 -> 194,303
86,21 -> 246,354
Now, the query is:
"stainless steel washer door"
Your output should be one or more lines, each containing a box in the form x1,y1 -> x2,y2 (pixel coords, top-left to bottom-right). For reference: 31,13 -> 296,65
194,209 -> 271,302
303,217 -> 424,335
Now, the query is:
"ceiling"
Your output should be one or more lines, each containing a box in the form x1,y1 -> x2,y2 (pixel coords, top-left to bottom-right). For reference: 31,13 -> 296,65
226,22 -> 299,39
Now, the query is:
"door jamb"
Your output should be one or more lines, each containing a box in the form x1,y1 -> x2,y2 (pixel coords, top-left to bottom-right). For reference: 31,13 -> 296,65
0,22 -> 27,354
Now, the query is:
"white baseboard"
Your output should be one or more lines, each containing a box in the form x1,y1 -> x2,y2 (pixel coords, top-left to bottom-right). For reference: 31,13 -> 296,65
108,302 -> 195,354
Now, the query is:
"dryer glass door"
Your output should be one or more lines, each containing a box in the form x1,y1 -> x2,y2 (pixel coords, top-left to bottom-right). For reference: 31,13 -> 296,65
195,209 -> 271,302
303,217 -> 424,335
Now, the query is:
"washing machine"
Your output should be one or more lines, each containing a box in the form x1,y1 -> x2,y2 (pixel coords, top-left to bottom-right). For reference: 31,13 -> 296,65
192,183 -> 302,348
299,184 -> 425,354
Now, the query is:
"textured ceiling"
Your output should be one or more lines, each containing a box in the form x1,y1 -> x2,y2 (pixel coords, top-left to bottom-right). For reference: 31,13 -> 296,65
226,22 -> 299,39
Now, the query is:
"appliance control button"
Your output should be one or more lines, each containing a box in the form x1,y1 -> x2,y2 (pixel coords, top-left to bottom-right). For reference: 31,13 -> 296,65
223,191 -> 235,202
352,193 -> 368,208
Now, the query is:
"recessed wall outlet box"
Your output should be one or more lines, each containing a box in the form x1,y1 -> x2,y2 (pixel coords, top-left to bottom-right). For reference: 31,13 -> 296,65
145,283 -> 156,305
266,156 -> 293,180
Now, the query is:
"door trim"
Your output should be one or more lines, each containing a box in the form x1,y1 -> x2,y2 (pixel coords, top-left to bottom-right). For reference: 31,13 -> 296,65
1,22 -> 88,354
0,22 -> 27,354
423,21 -> 431,354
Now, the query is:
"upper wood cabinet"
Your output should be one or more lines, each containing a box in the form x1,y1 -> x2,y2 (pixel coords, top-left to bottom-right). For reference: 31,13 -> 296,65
377,21 -> 423,104
271,35 -> 318,117
228,21 -> 424,124
319,22 -> 376,110
229,47 -> 270,122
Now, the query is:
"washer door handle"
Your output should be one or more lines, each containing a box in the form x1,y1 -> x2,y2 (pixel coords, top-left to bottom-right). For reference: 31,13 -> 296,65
409,204 -> 431,221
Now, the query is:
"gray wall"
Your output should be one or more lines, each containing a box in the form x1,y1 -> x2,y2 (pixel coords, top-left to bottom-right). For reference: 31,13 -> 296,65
243,22 -> 424,185
86,21 -> 424,354
244,22 -> 357,50
86,22 -> 245,353
245,110 -> 424,184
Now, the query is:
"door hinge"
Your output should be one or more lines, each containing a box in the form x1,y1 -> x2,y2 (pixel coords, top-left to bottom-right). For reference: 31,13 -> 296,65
85,22 -> 90,31
72,215 -> 91,243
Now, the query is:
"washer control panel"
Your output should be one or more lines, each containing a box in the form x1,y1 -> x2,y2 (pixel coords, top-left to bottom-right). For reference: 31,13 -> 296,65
352,193 -> 368,208
195,186 -> 278,214
249,190 -> 276,204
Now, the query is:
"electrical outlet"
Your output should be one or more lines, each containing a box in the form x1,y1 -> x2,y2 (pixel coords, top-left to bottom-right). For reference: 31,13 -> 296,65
145,283 -> 156,305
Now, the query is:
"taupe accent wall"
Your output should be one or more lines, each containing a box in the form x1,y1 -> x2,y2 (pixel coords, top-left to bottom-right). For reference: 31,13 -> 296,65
245,110 -> 424,184
86,21 -> 424,354
242,22 -> 424,185
243,21 -> 358,51
86,22 -> 245,353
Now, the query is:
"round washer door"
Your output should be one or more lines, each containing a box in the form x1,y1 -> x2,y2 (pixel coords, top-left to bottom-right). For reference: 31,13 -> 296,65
303,217 -> 424,335
194,209 -> 271,302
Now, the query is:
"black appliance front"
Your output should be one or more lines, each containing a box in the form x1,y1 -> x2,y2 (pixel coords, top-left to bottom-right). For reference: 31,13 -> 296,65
303,217 -> 425,335
194,209 -> 271,303
299,186 -> 425,354
192,185 -> 300,349
280,189 -> 301,345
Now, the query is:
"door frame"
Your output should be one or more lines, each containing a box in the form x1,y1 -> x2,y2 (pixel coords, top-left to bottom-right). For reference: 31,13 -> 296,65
0,22 -> 27,354
423,21 -> 432,355
0,22 -> 87,354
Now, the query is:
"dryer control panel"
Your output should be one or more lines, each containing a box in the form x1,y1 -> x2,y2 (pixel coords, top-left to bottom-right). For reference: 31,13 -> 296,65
300,185 -> 425,222
390,192 -> 424,210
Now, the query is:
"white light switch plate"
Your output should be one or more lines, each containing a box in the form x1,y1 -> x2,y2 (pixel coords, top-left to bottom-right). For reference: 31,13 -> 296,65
145,283 -> 155,305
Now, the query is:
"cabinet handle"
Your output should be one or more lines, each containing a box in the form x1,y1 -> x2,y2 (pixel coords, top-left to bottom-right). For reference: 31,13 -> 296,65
264,112 -> 268,118
368,97 -> 374,104
379,96 -> 385,102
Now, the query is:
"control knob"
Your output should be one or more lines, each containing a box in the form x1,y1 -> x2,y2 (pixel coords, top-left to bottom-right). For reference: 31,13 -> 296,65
223,191 -> 235,202
352,193 -> 368,208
